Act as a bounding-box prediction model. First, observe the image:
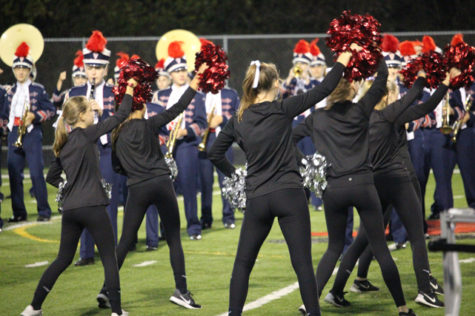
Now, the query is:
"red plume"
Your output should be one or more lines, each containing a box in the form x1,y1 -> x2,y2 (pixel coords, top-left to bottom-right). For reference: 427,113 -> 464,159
412,40 -> 423,48
74,50 -> 84,68
399,41 -> 416,56
381,34 -> 399,53
422,36 -> 436,53
168,41 -> 185,58
294,40 -> 310,54
155,58 -> 165,69
15,42 -> 30,57
200,38 -> 214,48
310,39 -> 321,56
130,54 -> 140,60
451,33 -> 464,46
86,30 -> 107,52
115,52 -> 129,68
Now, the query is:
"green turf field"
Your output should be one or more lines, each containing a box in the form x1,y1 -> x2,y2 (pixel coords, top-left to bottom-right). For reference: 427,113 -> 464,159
0,170 -> 473,315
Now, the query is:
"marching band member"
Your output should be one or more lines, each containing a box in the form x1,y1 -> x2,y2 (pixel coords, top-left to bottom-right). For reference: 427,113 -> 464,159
52,51 -> 87,109
156,41 -> 207,240
20,78 -> 136,316
208,47 -> 355,316
2,42 -> 55,223
0,84 -> 5,231
66,30 -> 120,266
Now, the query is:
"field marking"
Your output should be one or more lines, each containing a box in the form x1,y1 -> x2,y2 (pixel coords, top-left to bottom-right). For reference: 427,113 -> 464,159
133,260 -> 157,267
25,261 -> 49,268
459,257 -> 475,264
185,250 -> 286,259
216,282 -> 299,316
11,222 -> 59,244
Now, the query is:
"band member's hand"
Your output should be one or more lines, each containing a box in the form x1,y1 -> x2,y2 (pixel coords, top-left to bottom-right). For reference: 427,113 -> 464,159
285,68 -> 295,85
59,71 -> 67,81
190,64 -> 209,90
442,104 -> 454,116
209,114 -> 223,128
90,100 -> 103,117
0,68 -> 4,75
417,70 -> 426,78
107,78 -> 115,86
177,128 -> 188,138
25,111 -> 35,127
462,112 -> 470,124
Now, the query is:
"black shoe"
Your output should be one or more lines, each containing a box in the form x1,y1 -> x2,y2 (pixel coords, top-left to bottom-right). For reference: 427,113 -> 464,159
350,279 -> 379,293
399,308 -> 417,316
74,257 -> 95,266
37,215 -> 51,222
128,243 -> 136,252
428,213 -> 440,220
429,275 -> 443,295
169,289 -> 201,309
415,290 -> 444,308
97,290 -> 111,309
8,215 -> 27,222
201,222 -> 212,230
0,218 -> 3,231
324,291 -> 350,307
146,245 -> 158,251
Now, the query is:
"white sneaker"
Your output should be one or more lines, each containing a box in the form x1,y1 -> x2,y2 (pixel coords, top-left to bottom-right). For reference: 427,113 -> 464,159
224,222 -> 236,229
190,234 -> 202,240
298,304 -> 306,314
111,310 -> 129,316
21,305 -> 42,316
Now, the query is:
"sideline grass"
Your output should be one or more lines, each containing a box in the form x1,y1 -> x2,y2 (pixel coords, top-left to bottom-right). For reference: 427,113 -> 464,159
0,170 -> 473,315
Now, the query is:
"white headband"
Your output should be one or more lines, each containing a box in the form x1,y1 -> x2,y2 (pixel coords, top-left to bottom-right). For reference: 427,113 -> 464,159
250,60 -> 261,88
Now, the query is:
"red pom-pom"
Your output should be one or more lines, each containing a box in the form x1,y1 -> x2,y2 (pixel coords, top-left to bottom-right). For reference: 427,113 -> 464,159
74,50 -> 84,68
86,30 -> 107,52
200,38 -> 214,48
400,51 -> 447,89
168,41 -> 185,58
310,39 -> 321,56
444,40 -> 475,89
113,58 -> 158,111
422,36 -> 436,53
155,58 -> 165,70
15,42 -> 30,58
451,33 -> 464,46
399,41 -> 416,56
381,34 -> 399,53
294,40 -> 310,54
326,10 -> 382,81
195,44 -> 230,94
115,52 -> 129,68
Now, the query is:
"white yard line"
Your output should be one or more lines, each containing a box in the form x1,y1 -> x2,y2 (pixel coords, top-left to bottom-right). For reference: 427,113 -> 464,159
132,260 -> 157,267
25,261 -> 49,268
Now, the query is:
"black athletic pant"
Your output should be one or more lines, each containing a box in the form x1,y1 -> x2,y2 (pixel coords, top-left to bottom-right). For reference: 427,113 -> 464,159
316,174 -> 406,307
337,173 -> 432,293
31,206 -> 122,314
228,188 -> 320,316
106,175 -> 187,293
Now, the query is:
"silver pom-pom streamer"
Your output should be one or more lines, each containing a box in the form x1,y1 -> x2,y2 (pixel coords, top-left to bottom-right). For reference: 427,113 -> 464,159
222,165 -> 247,211
56,181 -> 67,212
165,156 -> 178,180
101,179 -> 112,199
300,153 -> 329,197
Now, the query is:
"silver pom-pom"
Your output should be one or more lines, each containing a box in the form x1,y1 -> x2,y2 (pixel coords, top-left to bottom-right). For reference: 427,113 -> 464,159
222,165 -> 247,211
101,179 -> 113,200
56,181 -> 67,212
300,152 -> 329,197
165,156 -> 178,180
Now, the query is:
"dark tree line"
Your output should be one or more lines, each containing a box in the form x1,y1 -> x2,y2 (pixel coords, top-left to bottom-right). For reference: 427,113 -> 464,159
1,0 -> 474,37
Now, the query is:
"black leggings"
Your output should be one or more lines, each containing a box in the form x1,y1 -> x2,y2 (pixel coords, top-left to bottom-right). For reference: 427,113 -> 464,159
108,175 -> 187,293
334,174 -> 432,293
316,175 -> 406,307
31,206 -> 121,314
229,188 -> 320,316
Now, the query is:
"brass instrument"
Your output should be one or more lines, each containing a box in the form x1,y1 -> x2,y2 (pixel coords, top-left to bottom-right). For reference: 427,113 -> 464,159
293,64 -> 303,78
440,92 -> 453,135
165,113 -> 184,158
198,104 -> 216,152
451,95 -> 473,143
14,100 -> 30,148
0,24 -> 44,67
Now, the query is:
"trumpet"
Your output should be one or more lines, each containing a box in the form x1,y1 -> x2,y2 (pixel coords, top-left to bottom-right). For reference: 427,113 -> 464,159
14,100 -> 30,148
439,92 -> 453,135
198,104 -> 216,152
165,113 -> 184,158
293,65 -> 303,78
451,95 -> 473,143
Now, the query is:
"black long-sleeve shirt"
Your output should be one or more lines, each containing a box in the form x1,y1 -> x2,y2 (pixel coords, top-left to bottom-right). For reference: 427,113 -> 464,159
208,62 -> 345,198
293,61 -> 388,179
371,81 -> 448,177
46,94 -> 133,211
114,87 -> 196,186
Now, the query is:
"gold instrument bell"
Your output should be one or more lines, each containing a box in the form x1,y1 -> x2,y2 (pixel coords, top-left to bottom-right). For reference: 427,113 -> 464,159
0,23 -> 44,66
155,29 -> 201,72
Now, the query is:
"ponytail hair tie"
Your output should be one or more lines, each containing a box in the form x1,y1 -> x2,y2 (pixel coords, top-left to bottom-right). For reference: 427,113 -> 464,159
250,60 -> 261,89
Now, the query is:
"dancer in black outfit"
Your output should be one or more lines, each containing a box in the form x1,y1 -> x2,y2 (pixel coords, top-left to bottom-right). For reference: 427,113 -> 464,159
20,79 -> 137,316
294,59 -> 416,316
208,46 -> 357,316
329,71 -> 457,309
96,64 -> 208,311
